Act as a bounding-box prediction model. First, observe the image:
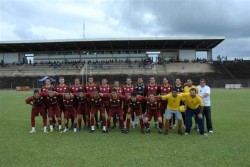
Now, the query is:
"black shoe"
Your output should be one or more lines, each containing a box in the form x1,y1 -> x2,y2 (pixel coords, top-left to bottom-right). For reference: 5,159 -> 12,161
164,131 -> 168,135
95,124 -> 99,129
106,128 -> 110,133
102,129 -> 107,133
89,129 -> 94,133
141,128 -> 145,134
155,123 -> 158,129
158,129 -> 162,134
124,129 -> 129,134
146,128 -> 150,133
111,126 -> 116,129
178,130 -> 183,135
121,129 -> 125,133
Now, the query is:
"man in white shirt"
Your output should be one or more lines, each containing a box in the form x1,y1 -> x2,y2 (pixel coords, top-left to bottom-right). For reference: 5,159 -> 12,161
197,79 -> 213,133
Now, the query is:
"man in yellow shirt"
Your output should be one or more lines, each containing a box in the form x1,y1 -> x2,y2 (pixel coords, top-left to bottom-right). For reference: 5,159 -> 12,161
161,88 -> 184,135
182,88 -> 207,136
183,79 -> 199,130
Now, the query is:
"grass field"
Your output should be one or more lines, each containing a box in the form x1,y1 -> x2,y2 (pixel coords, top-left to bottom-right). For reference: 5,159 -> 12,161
0,89 -> 249,167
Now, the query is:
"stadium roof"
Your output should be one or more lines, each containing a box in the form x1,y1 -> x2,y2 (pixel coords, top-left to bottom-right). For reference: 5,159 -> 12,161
0,37 -> 225,53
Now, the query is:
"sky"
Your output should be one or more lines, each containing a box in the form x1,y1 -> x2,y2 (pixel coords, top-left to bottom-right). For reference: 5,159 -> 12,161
0,0 -> 250,60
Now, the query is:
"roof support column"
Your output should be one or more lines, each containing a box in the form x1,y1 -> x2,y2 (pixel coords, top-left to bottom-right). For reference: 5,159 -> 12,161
207,49 -> 212,61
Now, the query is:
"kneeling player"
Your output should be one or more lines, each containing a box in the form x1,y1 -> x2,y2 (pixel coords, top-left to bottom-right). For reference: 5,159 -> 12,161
62,90 -> 77,132
89,90 -> 107,132
143,93 -> 163,134
25,89 -> 47,133
126,93 -> 145,134
161,88 -> 184,135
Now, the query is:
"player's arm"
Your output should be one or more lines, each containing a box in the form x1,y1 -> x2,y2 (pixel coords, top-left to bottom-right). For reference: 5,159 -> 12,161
25,97 -> 33,105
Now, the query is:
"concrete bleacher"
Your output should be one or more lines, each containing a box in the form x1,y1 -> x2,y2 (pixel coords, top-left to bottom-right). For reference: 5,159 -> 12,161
165,62 -> 215,73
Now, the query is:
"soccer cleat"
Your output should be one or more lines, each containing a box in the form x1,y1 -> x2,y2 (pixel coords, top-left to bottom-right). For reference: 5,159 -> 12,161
111,125 -> 116,129
95,124 -> 99,129
164,131 -> 168,135
141,128 -> 145,134
184,132 -> 189,135
43,129 -> 48,133
106,128 -> 110,133
29,129 -> 36,133
158,129 -> 162,134
201,133 -> 208,136
178,130 -> 183,135
209,130 -> 213,133
124,129 -> 129,134
63,129 -> 68,133
50,129 -> 54,133
89,129 -> 94,133
121,128 -> 125,133
146,128 -> 151,133
154,122 -> 158,129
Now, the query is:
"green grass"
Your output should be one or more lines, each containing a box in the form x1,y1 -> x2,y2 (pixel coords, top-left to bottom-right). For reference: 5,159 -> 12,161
0,89 -> 250,167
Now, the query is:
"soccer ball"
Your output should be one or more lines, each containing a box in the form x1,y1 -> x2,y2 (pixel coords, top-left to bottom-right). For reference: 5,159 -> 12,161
179,105 -> 186,112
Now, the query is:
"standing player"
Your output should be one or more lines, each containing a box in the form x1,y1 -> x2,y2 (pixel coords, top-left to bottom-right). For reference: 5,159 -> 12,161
99,78 -> 111,122
134,77 -> 146,126
161,88 -> 184,135
61,90 -> 77,133
143,93 -> 163,134
88,90 -> 107,132
197,79 -> 213,133
159,77 -> 173,120
171,78 -> 184,128
122,77 -> 135,128
145,76 -> 160,129
182,88 -> 207,136
25,89 -> 47,133
125,93 -> 145,134
85,76 -> 99,129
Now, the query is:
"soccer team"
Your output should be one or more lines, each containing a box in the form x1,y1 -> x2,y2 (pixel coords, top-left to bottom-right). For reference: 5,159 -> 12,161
25,76 -> 213,136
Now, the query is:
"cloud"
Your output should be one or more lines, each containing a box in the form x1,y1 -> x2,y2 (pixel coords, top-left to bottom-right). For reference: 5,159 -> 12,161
0,0 -> 249,58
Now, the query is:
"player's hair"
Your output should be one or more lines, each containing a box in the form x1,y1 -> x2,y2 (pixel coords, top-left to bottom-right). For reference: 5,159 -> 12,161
126,77 -> 131,80
172,88 -> 178,92
190,88 -> 196,93
75,77 -> 80,81
149,92 -> 155,96
187,78 -> 192,82
88,76 -> 93,79
131,92 -> 137,97
200,78 -> 206,82
33,89 -> 39,93
150,76 -> 155,79
163,76 -> 169,80
59,76 -> 64,80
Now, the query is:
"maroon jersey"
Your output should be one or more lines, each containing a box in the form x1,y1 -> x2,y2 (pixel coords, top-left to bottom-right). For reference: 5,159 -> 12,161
25,96 -> 45,108
159,84 -> 173,95
145,97 -> 161,112
71,84 -> 85,93
62,97 -> 76,112
108,95 -> 126,109
145,84 -> 159,96
113,87 -> 123,94
89,96 -> 104,108
56,84 -> 69,93
99,85 -> 111,93
85,84 -> 99,95
123,85 -> 135,96
76,95 -> 88,108
41,85 -> 54,92
45,95 -> 60,107
128,97 -> 143,110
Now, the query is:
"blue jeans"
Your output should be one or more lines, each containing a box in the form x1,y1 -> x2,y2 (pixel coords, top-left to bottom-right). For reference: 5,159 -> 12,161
203,106 -> 213,131
186,107 -> 205,134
